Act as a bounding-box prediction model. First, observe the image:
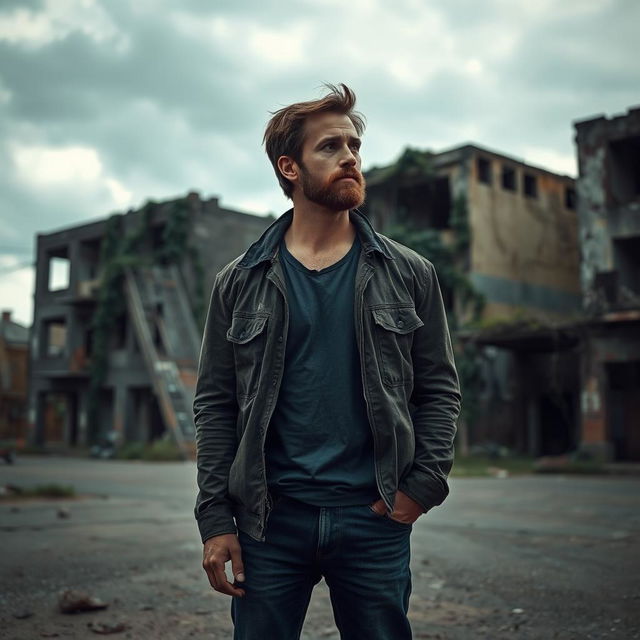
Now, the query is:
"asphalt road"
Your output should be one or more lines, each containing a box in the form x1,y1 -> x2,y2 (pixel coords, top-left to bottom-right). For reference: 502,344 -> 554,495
1,456 -> 638,639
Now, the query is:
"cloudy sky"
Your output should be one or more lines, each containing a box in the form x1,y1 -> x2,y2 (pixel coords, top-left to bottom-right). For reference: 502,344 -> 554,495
0,0 -> 638,325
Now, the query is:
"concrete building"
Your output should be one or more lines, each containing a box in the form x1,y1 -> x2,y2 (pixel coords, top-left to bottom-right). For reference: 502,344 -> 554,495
28,193 -> 271,455
574,106 -> 640,461
363,144 -> 582,456
0,310 -> 29,442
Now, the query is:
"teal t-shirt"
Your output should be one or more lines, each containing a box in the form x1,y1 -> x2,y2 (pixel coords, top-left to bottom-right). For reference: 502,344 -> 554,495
265,233 -> 379,506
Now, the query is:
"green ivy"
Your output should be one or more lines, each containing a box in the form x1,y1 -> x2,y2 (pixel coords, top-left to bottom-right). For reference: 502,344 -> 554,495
86,198 -> 205,442
385,190 -> 485,433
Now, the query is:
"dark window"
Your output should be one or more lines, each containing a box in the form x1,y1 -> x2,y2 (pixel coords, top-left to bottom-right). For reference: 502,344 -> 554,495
613,236 -> 640,298
396,176 -> 452,229
565,187 -> 576,210
501,166 -> 516,191
477,157 -> 492,185
114,313 -> 127,349
609,135 -> 640,204
523,173 -> 538,198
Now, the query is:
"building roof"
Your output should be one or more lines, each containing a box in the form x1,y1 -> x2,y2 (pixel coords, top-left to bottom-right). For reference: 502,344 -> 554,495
0,317 -> 29,344
364,142 -> 576,188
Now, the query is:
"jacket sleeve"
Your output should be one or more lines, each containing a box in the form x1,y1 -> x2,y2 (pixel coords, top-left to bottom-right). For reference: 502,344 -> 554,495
193,270 -> 239,543
398,259 -> 462,513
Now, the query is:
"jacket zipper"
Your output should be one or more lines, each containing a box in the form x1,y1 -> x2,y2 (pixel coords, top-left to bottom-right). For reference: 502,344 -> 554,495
355,259 -> 394,514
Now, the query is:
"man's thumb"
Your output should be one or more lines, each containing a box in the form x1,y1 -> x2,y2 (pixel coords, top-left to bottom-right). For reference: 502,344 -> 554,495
231,549 -> 245,582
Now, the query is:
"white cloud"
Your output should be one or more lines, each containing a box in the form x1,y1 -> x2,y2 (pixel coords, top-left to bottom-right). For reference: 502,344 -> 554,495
12,144 -> 103,183
0,0 -> 128,51
10,142 -> 134,209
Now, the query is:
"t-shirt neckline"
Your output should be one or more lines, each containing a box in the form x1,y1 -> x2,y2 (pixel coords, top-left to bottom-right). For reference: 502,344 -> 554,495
280,234 -> 360,275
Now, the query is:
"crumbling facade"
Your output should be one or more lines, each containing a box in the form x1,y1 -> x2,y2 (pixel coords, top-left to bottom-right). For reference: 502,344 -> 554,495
574,106 -> 640,461
0,310 -> 29,441
28,193 -> 271,454
363,144 -> 582,456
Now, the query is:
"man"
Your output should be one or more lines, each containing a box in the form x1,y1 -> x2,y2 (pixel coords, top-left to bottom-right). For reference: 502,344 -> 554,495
193,83 -> 461,640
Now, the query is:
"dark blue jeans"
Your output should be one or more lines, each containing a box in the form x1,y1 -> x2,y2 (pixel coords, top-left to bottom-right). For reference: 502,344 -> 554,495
231,494 -> 413,639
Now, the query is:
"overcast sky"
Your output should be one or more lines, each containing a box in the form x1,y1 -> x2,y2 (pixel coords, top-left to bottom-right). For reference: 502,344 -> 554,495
0,0 -> 638,325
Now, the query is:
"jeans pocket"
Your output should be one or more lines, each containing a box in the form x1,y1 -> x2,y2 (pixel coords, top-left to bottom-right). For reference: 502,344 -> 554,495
367,503 -> 412,528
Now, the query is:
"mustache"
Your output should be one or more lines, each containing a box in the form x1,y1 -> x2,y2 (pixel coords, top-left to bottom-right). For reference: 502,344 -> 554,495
332,170 -> 363,184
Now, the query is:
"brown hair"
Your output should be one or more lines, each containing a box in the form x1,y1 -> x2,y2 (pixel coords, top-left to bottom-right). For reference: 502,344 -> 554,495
263,83 -> 366,198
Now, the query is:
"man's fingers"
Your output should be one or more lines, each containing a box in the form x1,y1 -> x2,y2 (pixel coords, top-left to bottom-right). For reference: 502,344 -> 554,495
202,534 -> 246,598
212,563 -> 245,597
369,498 -> 388,516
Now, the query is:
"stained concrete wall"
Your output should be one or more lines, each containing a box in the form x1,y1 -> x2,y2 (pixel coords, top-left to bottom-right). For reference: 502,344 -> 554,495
466,148 -> 581,321
574,106 -> 640,313
574,106 -> 640,460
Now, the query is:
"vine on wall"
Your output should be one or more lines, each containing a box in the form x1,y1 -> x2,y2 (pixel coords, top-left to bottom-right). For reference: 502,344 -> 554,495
86,199 -> 205,440
385,179 -> 486,439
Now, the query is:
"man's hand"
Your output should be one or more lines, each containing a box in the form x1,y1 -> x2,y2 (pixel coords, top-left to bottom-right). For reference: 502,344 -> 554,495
202,533 -> 246,597
370,490 -> 424,524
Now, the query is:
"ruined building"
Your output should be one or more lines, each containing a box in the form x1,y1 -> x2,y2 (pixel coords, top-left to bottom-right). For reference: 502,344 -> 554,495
363,144 -> 582,456
1,310 -> 29,442
28,193 -> 271,455
574,106 -> 640,461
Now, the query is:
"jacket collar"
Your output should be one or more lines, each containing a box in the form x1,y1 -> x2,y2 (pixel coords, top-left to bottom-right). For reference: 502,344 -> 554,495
236,207 -> 393,270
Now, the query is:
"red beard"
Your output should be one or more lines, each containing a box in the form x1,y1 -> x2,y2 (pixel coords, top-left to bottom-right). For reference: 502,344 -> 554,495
299,165 -> 366,211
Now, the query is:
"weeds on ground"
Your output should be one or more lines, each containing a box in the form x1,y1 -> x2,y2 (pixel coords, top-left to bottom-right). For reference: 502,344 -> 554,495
1,483 -> 76,500
115,439 -> 183,461
451,455 -> 535,477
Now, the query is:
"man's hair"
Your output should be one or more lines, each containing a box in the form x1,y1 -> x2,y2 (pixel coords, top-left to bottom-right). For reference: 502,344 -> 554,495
263,83 -> 366,199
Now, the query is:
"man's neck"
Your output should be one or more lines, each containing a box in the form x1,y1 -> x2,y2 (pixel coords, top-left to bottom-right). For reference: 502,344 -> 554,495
284,200 -> 355,255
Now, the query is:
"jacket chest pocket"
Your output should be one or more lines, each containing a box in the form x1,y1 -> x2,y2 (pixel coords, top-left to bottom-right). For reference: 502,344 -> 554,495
226,312 -> 269,401
371,305 -> 424,387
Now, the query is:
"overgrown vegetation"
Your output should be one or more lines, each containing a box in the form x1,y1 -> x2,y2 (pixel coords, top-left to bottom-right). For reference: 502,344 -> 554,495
1,483 -> 76,499
384,167 -> 486,432
450,455 -> 535,477
115,439 -> 183,461
87,199 -> 205,443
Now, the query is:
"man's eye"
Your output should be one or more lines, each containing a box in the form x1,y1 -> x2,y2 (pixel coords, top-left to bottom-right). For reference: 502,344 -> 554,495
323,143 -> 335,151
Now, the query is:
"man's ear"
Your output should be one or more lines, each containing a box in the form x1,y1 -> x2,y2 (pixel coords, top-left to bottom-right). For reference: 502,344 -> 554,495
277,155 -> 299,185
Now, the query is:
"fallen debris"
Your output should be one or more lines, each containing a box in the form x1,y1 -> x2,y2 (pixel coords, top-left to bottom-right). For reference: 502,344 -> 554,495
12,609 -> 34,619
58,589 -> 108,614
87,621 -> 128,634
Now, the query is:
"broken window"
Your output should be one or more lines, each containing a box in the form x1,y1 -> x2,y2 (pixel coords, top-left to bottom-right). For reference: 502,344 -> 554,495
523,173 -> 538,198
113,313 -> 127,349
42,318 -> 67,357
501,166 -> 516,191
609,135 -> 640,204
613,236 -> 640,299
565,186 -> 576,210
476,157 -> 492,185
47,248 -> 70,291
396,176 -> 452,229
79,238 -> 101,281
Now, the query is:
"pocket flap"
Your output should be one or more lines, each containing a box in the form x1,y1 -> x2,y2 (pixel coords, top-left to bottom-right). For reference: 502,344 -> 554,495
372,306 -> 424,334
226,313 -> 268,344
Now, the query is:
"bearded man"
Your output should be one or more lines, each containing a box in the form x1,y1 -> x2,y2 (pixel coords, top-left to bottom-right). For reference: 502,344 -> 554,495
193,83 -> 461,640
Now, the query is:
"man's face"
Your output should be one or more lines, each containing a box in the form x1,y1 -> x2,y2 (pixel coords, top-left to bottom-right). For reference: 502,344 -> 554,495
296,112 -> 366,211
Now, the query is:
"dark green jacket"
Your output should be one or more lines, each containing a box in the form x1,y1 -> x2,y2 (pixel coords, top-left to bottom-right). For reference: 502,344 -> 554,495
193,208 -> 461,543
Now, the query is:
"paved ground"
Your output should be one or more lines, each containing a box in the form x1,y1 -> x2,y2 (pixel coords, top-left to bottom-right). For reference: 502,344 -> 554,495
0,456 -> 638,639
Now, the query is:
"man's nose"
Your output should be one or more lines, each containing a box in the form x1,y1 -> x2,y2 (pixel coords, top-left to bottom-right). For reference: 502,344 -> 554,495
339,148 -> 358,167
